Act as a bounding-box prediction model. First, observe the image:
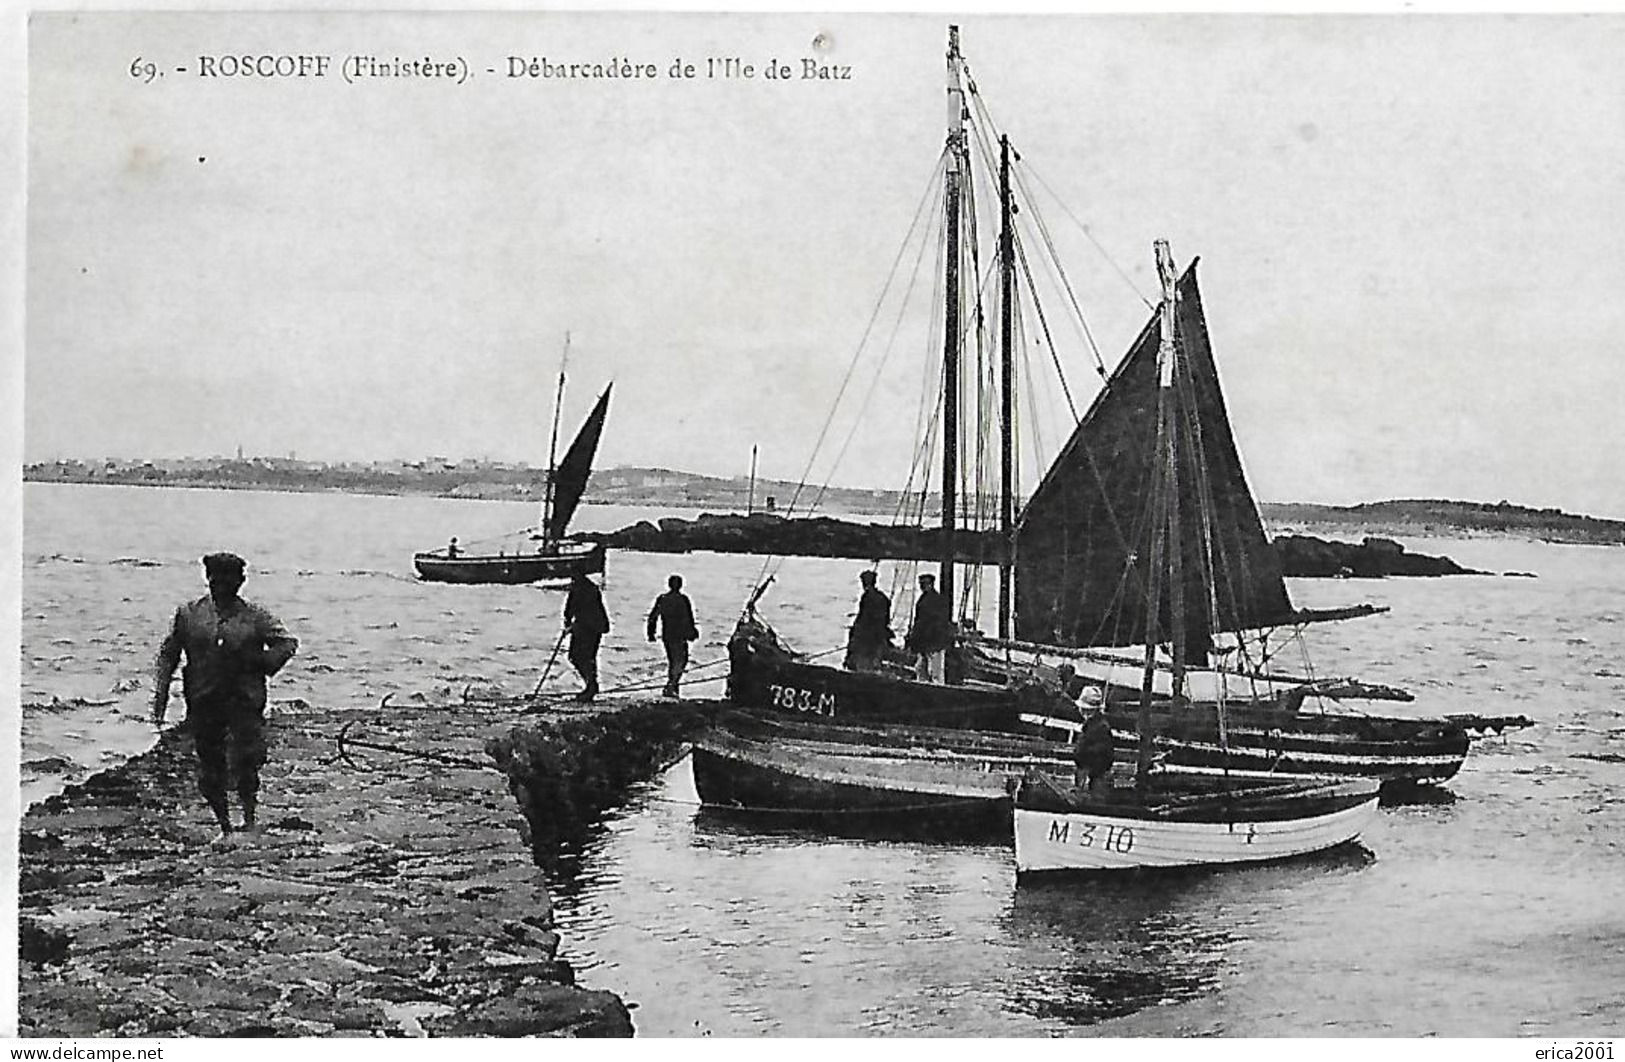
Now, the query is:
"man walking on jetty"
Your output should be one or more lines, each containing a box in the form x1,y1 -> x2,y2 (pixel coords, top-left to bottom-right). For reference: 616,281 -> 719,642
647,573 -> 699,698
564,571 -> 610,702
152,552 -> 298,840
905,572 -> 953,684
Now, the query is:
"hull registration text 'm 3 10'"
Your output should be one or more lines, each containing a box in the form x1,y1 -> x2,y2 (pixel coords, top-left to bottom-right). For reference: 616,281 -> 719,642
1012,773 -> 1381,874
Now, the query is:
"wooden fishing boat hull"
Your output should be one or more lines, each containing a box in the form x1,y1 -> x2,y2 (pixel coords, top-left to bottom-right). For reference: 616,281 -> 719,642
412,539 -> 605,585
692,711 -> 1069,840
727,619 -> 1020,731
1019,702 -> 1468,790
1013,775 -> 1380,873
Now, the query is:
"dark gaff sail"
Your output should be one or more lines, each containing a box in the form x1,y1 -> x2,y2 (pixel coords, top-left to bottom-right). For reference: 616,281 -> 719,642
1013,260 -> 1295,658
545,384 -> 612,543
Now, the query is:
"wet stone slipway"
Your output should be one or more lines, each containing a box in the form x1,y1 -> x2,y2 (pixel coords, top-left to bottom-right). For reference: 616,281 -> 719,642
16,696 -> 716,1038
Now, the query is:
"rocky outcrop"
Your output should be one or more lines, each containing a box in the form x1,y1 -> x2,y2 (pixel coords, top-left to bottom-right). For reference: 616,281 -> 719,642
585,513 -> 1486,577
591,513 -> 968,565
1271,535 -> 1487,577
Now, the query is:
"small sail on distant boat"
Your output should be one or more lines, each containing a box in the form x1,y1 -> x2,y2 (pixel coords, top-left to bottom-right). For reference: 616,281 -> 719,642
413,336 -> 612,585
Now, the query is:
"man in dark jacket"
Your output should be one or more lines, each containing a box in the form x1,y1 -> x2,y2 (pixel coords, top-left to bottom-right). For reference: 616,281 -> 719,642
646,573 -> 699,698
904,572 -> 953,683
152,552 -> 298,839
564,572 -> 610,702
843,569 -> 892,672
1073,690 -> 1115,797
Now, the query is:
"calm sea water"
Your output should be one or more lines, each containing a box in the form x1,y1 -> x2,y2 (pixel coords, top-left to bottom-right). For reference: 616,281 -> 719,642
19,483 -> 1625,1036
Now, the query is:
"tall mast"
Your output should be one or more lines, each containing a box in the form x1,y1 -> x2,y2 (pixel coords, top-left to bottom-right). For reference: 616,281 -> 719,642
998,133 -> 1015,640
1138,241 -> 1181,786
747,443 -> 759,515
1162,245 -> 1188,701
941,25 -> 966,608
542,331 -> 570,544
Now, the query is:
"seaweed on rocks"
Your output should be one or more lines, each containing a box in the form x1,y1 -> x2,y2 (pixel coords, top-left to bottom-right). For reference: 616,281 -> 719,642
488,700 -> 718,874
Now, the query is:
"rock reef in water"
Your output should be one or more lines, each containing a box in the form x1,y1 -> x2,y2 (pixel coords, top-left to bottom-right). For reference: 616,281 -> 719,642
582,513 -> 1489,577
1271,534 -> 1487,577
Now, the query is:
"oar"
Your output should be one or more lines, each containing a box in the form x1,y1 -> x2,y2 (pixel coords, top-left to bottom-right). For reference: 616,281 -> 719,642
531,626 -> 570,699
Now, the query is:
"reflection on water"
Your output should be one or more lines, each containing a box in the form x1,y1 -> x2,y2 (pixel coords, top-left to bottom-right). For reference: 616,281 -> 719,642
1001,875 -> 1233,1025
1000,846 -> 1374,1027
1379,784 -> 1459,808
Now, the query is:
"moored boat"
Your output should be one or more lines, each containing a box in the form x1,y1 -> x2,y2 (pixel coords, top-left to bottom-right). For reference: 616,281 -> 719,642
1012,771 -> 1380,874
726,611 -> 1017,731
1010,236 -> 1383,872
1016,692 -> 1471,790
692,710 -> 1071,840
414,336 -> 612,586
412,538 -> 606,585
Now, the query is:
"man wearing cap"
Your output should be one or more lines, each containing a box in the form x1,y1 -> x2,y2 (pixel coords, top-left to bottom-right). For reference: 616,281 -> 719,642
843,569 -> 892,672
904,572 -> 953,683
563,571 -> 610,702
646,573 -> 699,698
1073,687 -> 1115,797
152,552 -> 299,840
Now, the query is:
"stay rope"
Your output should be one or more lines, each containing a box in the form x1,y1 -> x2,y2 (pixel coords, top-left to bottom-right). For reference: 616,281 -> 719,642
746,156 -> 950,602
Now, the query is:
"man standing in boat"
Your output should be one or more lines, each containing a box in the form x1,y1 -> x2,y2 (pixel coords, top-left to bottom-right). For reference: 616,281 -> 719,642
151,552 -> 299,841
564,572 -> 610,702
647,573 -> 699,698
843,569 -> 892,672
905,572 -> 953,684
1073,687 -> 1115,797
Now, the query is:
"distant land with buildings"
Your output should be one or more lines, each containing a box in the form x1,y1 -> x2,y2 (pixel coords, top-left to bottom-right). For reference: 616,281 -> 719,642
22,455 -> 1625,546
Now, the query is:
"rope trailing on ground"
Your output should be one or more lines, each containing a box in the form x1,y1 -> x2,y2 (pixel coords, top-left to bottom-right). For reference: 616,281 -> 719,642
334,718 -> 494,773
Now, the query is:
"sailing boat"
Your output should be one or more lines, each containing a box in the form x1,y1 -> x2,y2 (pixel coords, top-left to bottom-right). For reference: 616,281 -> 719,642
989,248 -> 1473,790
413,338 -> 612,585
722,25 -> 1016,733
1008,240 -> 1378,872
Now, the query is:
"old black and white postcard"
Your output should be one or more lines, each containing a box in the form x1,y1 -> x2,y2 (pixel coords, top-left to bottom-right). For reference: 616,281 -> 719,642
11,8 -> 1625,1045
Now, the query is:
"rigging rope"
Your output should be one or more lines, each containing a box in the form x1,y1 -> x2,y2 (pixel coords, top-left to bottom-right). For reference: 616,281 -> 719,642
1022,161 -> 1155,314
745,156 -> 949,602
781,154 -> 949,520
1012,164 -> 1111,380
963,69 -> 1116,383
801,172 -> 946,526
1013,235 -> 1082,423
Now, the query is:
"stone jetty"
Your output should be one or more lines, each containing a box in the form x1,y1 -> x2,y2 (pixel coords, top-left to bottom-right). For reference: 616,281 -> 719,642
17,696 -> 719,1038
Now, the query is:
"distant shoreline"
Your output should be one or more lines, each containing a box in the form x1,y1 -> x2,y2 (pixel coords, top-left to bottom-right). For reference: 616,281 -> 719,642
22,463 -> 1625,547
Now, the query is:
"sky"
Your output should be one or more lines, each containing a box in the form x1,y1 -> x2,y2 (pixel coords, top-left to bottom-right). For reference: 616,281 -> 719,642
18,10 -> 1625,519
